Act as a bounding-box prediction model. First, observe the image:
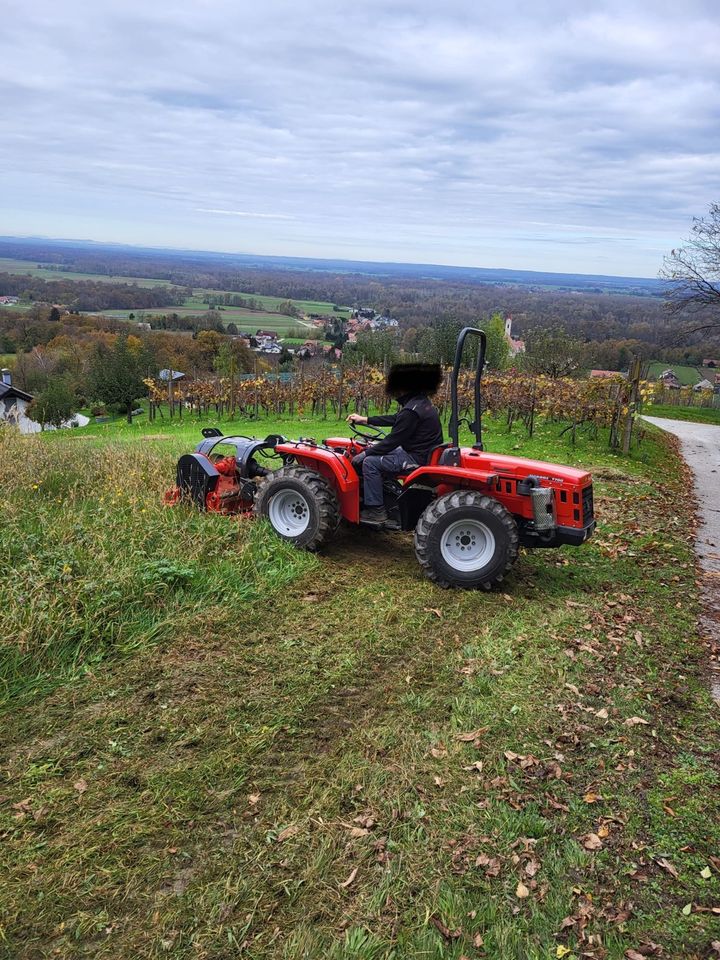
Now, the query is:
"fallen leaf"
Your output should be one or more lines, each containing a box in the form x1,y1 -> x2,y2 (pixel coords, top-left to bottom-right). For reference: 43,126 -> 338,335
556,947 -> 572,958
625,951 -> 646,960
524,859 -> 540,878
595,708 -> 609,719
582,833 -> 603,850
655,857 -> 679,880
701,866 -> 712,879
456,727 -> 489,742
425,607 -> 443,618
248,793 -> 260,806
475,854 -> 501,876
430,745 -> 448,758
516,881 -> 530,898
463,761 -> 483,773
583,791 -> 602,804
73,779 -> 88,795
430,916 -> 461,940
276,824 -> 299,842
681,902 -> 692,916
473,933 -> 484,948
624,716 -> 650,727
710,941 -> 720,956
349,827 -> 369,838
339,866 -> 358,888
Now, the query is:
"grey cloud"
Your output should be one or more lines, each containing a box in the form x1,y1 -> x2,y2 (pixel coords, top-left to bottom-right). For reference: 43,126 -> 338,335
1,0 -> 718,275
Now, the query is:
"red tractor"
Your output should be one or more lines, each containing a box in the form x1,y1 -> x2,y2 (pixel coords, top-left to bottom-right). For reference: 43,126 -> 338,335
166,328 -> 595,589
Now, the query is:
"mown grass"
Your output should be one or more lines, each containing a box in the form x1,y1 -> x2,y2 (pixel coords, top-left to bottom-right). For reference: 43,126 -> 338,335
1,420 -> 719,959
645,403 -> 720,426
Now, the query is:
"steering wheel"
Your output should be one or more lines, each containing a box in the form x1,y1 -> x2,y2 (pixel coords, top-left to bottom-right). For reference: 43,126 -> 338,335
350,420 -> 388,443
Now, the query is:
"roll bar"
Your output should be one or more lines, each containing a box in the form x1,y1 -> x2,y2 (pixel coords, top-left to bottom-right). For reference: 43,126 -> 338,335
448,326 -> 486,451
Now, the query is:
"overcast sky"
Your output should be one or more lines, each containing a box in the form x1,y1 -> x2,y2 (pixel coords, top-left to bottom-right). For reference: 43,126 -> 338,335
2,0 -> 719,277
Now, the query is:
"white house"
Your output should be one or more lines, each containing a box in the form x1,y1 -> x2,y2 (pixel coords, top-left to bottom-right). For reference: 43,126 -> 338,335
0,368 -> 89,434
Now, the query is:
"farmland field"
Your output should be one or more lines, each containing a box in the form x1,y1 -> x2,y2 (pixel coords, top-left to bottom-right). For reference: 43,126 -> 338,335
0,255 -> 351,326
2,411 -> 720,958
0,258 -> 174,288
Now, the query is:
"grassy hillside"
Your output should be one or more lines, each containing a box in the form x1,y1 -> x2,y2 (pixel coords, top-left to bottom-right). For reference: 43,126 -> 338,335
646,362 -> 703,386
1,419 -> 719,958
644,404 -> 720,426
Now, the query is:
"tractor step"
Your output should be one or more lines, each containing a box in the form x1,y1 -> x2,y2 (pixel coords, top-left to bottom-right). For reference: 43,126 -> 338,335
359,517 -> 401,531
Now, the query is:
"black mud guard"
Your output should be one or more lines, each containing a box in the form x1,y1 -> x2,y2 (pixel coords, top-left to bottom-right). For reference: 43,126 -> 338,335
176,453 -> 219,509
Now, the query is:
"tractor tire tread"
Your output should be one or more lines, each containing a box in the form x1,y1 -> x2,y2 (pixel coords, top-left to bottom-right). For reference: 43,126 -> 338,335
254,465 -> 340,551
414,490 -> 519,590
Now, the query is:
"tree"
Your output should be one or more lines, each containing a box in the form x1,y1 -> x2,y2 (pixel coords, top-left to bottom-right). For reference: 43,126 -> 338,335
87,335 -> 152,423
483,313 -> 510,371
522,326 -> 585,378
660,202 -> 720,331
28,377 -> 76,429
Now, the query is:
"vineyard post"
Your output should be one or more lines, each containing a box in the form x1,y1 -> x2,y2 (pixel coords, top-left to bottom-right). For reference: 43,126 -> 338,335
622,356 -> 642,454
337,363 -> 344,419
528,381 -> 536,438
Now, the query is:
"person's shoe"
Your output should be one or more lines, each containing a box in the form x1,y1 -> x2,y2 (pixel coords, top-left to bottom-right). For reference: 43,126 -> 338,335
360,505 -> 388,524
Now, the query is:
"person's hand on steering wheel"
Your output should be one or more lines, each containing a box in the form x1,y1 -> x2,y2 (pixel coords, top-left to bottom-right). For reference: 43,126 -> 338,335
346,413 -> 368,425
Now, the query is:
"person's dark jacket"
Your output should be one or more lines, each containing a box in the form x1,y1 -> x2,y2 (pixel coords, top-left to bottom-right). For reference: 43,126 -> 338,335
366,393 -> 443,464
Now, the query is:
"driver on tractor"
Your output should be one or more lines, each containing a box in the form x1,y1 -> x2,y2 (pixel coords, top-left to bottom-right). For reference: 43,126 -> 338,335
347,363 -> 443,523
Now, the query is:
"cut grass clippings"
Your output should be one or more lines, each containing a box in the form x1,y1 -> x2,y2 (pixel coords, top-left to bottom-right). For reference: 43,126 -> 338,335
1,421 -> 719,959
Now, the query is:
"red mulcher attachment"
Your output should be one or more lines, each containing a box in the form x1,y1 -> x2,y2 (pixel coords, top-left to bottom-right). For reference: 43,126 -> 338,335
164,429 -> 279,516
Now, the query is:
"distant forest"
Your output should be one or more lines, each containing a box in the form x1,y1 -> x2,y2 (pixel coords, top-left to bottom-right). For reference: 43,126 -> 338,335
1,237 -> 717,366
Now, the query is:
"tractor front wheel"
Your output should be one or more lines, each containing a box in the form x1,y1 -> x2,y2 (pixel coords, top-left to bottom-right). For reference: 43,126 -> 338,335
254,466 -> 340,551
414,490 -> 519,590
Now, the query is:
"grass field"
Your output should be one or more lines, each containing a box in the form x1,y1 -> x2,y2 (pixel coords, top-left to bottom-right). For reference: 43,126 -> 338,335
646,362 -> 704,387
2,414 -> 719,958
0,258 -> 174,288
644,403 -> 720,426
0,255 -> 350,327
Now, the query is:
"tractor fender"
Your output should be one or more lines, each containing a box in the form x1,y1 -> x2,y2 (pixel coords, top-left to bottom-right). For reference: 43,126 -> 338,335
274,441 -> 360,523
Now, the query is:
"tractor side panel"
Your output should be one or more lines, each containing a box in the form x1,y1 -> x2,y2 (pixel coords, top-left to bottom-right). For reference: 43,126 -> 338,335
274,442 -> 360,523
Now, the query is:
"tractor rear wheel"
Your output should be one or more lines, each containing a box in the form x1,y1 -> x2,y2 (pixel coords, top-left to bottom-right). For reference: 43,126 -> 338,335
414,490 -> 519,590
254,466 -> 340,551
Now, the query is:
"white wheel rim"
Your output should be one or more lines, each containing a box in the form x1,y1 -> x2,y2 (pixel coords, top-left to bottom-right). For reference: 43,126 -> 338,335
440,518 -> 496,572
268,489 -> 311,536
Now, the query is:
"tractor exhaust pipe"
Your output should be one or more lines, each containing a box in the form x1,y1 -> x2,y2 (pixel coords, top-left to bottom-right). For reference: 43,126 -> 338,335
448,326 -> 486,451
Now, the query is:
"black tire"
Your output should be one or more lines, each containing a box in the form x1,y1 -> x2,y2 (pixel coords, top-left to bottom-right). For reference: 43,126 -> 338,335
253,466 -> 340,551
414,490 -> 519,590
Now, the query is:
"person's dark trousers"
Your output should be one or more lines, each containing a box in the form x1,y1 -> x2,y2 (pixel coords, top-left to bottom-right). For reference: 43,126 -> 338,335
361,447 -> 418,507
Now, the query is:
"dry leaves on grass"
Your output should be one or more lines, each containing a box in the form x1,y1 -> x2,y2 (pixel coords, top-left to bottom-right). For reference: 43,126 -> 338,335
654,857 -> 679,880
624,716 -> 650,727
73,778 -> 88,795
430,917 -> 461,941
275,824 -> 299,843
582,832 -> 603,850
475,853 -> 502,877
455,727 -> 489,745
339,866 -> 358,889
